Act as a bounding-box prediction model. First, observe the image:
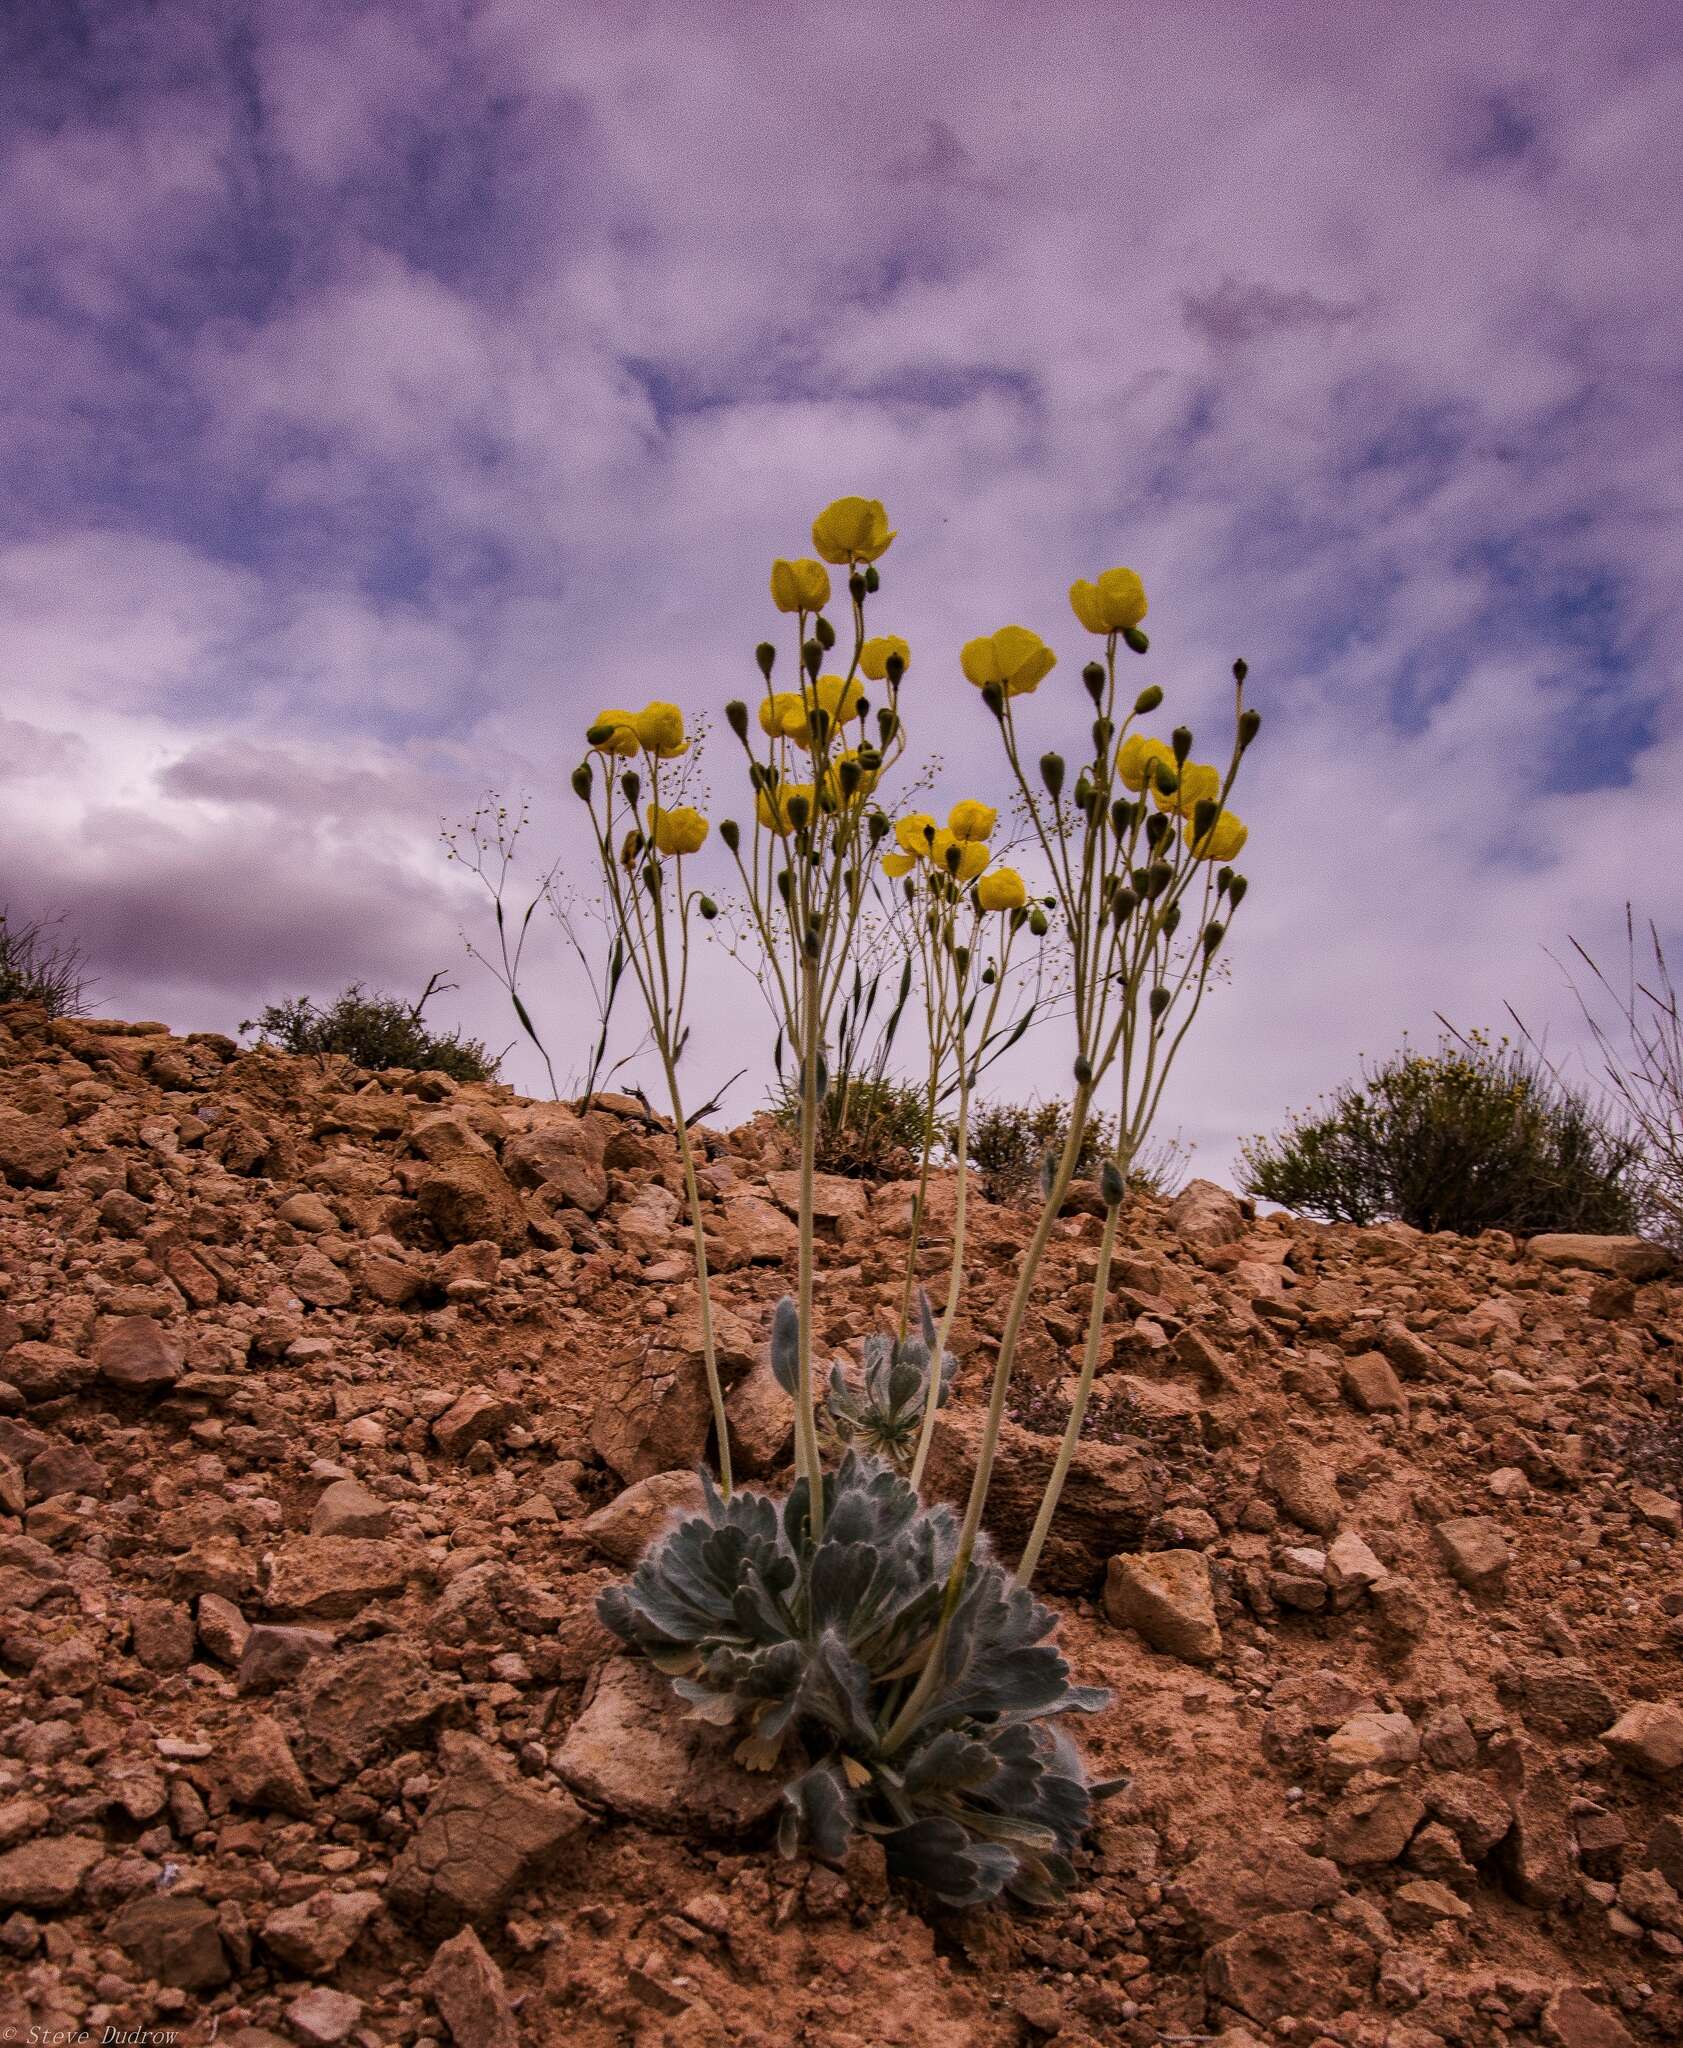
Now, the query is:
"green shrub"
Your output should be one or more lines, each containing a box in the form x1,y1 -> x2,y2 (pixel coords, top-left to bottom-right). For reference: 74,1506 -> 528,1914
0,906 -> 92,1018
961,1098 -> 1185,1205
241,977 -> 498,1083
771,1072 -> 930,1179
1239,1030 -> 1642,1235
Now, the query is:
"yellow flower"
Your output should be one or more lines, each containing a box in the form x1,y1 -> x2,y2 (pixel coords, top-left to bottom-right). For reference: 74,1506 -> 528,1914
1185,809 -> 1248,861
811,496 -> 895,565
894,813 -> 936,858
647,804 -> 709,857
588,707 -> 640,757
947,798 -> 997,843
1118,735 -> 1177,793
634,700 -> 688,758
960,625 -> 1056,698
833,748 -> 878,803
758,691 -> 808,741
756,782 -> 814,835
1154,759 -> 1220,816
813,673 -> 865,728
770,558 -> 831,613
860,634 -> 910,681
883,851 -> 918,879
976,866 -> 1026,912
1068,567 -> 1148,635
930,828 -> 990,882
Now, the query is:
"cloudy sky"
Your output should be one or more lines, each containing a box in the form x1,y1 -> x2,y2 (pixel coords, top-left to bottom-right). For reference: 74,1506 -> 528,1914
4,0 -> 1680,1177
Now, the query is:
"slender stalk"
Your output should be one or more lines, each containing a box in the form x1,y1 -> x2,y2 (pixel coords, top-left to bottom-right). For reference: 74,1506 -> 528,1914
907,1054 -> 970,1490
662,1048 -> 731,1497
795,957 -> 827,1538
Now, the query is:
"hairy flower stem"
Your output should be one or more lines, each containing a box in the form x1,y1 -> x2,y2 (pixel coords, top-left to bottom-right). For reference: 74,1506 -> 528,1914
661,1050 -> 731,1498
895,1125 -> 935,1341
907,1063 -> 971,1492
1012,1188 -> 1121,1587
796,958 -> 827,1539
881,1083 -> 1092,1754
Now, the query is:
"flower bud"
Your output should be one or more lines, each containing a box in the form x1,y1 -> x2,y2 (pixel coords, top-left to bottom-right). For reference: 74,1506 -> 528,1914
1028,906 -> 1049,936
954,944 -> 970,977
620,770 -> 641,805
868,810 -> 890,843
1100,1160 -> 1125,1207
1134,684 -> 1163,714
1227,874 -> 1248,906
700,895 -> 719,920
1082,661 -> 1105,703
1113,888 -> 1137,924
884,651 -> 905,685
1109,797 -> 1133,834
1040,751 -> 1065,799
982,962 -> 997,984
1161,903 -> 1182,938
877,707 -> 899,747
776,867 -> 794,903
981,679 -> 1005,718
1073,1054 -> 1093,1085
725,699 -> 749,743
756,642 -> 776,680
571,762 -> 593,800
1191,796 -> 1221,841
1122,625 -> 1149,654
1145,811 -> 1170,849
1238,707 -> 1261,749
804,639 -> 823,678
1202,918 -> 1224,953
720,818 -> 741,853
864,565 -> 880,593
814,613 -> 837,650
787,791 -> 812,830
1233,658 -> 1249,685
1150,984 -> 1172,1018
1073,771 -> 1094,813
1146,860 -> 1172,896
1172,725 -> 1192,763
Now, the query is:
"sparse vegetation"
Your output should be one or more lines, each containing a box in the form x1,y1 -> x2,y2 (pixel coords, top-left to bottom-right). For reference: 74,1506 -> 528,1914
771,1071 -> 930,1179
1239,1028 -> 1642,1235
241,974 -> 498,1082
0,905 -> 93,1018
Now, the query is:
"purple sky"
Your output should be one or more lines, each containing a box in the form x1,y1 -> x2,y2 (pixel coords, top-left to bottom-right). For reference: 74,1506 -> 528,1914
4,1 -> 1681,1177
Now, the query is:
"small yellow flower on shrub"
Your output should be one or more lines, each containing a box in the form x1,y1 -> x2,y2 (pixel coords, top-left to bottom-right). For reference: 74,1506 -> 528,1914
960,626 -> 1056,698
588,707 -> 640,757
811,496 -> 896,565
1185,809 -> 1248,860
647,804 -> 709,856
1068,567 -> 1147,634
860,634 -> 910,681
634,701 -> 688,757
883,850 -> 918,878
770,558 -> 832,613
976,866 -> 1026,912
759,692 -> 808,740
1155,760 -> 1219,816
1118,734 -> 1176,793
930,829 -> 990,882
894,813 -> 935,857
757,782 -> 814,835
948,798 -> 997,843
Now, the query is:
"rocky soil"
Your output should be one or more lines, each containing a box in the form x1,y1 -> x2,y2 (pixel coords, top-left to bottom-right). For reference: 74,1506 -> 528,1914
1,1000 -> 1681,2048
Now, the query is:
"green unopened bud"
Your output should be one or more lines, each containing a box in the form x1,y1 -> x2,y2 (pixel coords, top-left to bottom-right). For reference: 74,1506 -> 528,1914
838,755 -> 862,798
864,565 -> 880,594
1202,918 -> 1225,953
1191,796 -> 1220,841
1100,1159 -> 1125,1206
868,809 -> 890,843
756,642 -> 776,681
884,653 -> 905,689
1082,661 -> 1105,704
787,792 -> 812,830
1161,903 -> 1182,937
720,818 -> 741,853
807,707 -> 832,749
1149,984 -> 1172,1018
1073,1054 -> 1093,1086
585,722 -> 615,749
1041,751 -> 1065,799
620,771 -> 641,805
814,613 -> 837,650
571,762 -> 593,800
803,642 -> 823,681
1145,811 -> 1170,849
776,867 -> 794,903
1134,684 -> 1163,714
1114,888 -> 1137,923
877,707 -> 899,746
954,945 -> 970,977
1227,874 -> 1248,906
1145,860 -> 1172,896
1110,797 -> 1134,834
982,962 -> 997,984
1091,716 -> 1114,756
1233,657 -> 1249,685
1172,725 -> 1192,763
1028,906 -> 1049,936
1073,771 -> 1094,812
981,679 -> 1005,719
1123,625 -> 1149,655
1238,707 -> 1261,749
725,699 -> 749,743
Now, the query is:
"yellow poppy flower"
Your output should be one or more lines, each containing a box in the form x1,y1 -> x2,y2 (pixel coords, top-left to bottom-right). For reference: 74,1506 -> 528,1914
814,673 -> 865,726
882,851 -> 918,879
860,634 -> 910,681
588,707 -> 639,757
930,829 -> 990,882
756,782 -> 814,835
811,495 -> 895,565
948,798 -> 997,843
976,867 -> 1026,912
1154,760 -> 1220,816
1068,566 -> 1148,634
646,804 -> 709,857
758,691 -> 808,740
770,558 -> 831,613
634,700 -> 688,758
894,813 -> 936,858
959,625 -> 1056,698
1118,735 -> 1177,793
1185,809 -> 1248,861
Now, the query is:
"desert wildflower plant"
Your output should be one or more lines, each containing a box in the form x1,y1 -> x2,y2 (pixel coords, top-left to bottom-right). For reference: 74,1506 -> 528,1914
587,495 -> 1258,1905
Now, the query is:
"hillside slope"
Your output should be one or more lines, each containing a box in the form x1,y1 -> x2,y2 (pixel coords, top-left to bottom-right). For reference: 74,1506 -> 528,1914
1,1001 -> 1681,2048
